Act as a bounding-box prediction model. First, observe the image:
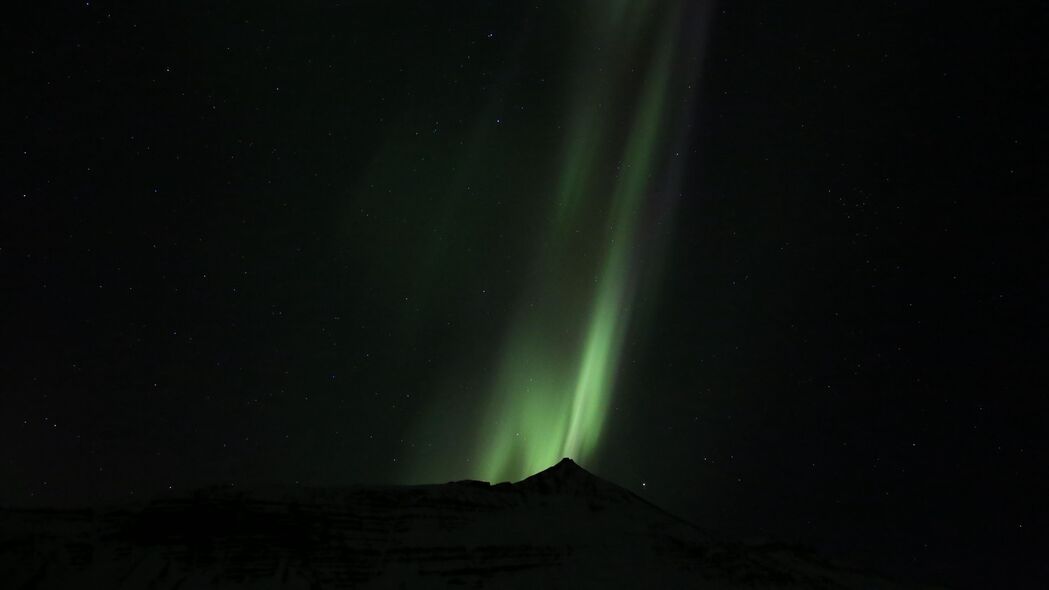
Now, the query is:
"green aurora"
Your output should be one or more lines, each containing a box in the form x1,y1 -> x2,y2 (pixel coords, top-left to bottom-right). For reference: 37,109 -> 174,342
468,0 -> 702,481
388,0 -> 706,484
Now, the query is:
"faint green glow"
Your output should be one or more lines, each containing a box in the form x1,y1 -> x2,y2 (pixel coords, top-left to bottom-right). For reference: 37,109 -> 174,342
472,1 -> 691,482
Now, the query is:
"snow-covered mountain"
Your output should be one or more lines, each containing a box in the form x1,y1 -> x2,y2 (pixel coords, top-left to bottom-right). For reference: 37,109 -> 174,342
0,459 -> 922,589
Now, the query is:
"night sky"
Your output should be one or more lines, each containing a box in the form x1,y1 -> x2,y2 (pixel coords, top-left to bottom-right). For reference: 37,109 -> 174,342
7,1 -> 1047,588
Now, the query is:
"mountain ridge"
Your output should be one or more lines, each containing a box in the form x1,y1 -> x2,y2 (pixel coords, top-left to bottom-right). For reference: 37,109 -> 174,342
0,458 -> 930,589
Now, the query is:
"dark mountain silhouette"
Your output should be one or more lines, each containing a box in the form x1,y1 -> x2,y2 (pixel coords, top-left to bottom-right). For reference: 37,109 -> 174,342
0,458 -> 926,589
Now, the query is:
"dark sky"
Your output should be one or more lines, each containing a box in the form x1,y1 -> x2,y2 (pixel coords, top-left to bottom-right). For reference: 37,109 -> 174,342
6,1 -> 1047,588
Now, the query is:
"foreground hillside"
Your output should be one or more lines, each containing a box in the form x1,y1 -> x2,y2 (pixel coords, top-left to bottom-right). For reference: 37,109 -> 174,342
0,459 -> 923,589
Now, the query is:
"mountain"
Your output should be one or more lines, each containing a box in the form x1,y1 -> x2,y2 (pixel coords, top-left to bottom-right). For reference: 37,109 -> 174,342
0,458 -> 922,589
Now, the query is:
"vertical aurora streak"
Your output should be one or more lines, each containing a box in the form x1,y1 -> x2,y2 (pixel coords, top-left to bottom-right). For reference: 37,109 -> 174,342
463,0 -> 704,482
560,25 -> 677,461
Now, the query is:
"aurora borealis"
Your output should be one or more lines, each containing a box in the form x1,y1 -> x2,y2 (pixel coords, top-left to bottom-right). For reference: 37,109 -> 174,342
469,0 -> 703,481
10,1 -> 1043,586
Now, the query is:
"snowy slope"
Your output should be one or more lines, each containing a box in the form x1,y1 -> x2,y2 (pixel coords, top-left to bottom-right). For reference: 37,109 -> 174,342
0,459 -> 923,589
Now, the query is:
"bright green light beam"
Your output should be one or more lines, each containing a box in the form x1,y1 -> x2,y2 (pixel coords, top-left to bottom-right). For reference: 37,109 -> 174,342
560,27 -> 677,460
471,1 -> 689,482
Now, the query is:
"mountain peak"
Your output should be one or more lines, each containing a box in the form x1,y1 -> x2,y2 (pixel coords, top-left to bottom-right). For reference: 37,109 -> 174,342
549,456 -> 582,472
515,458 -> 634,502
520,457 -> 586,482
